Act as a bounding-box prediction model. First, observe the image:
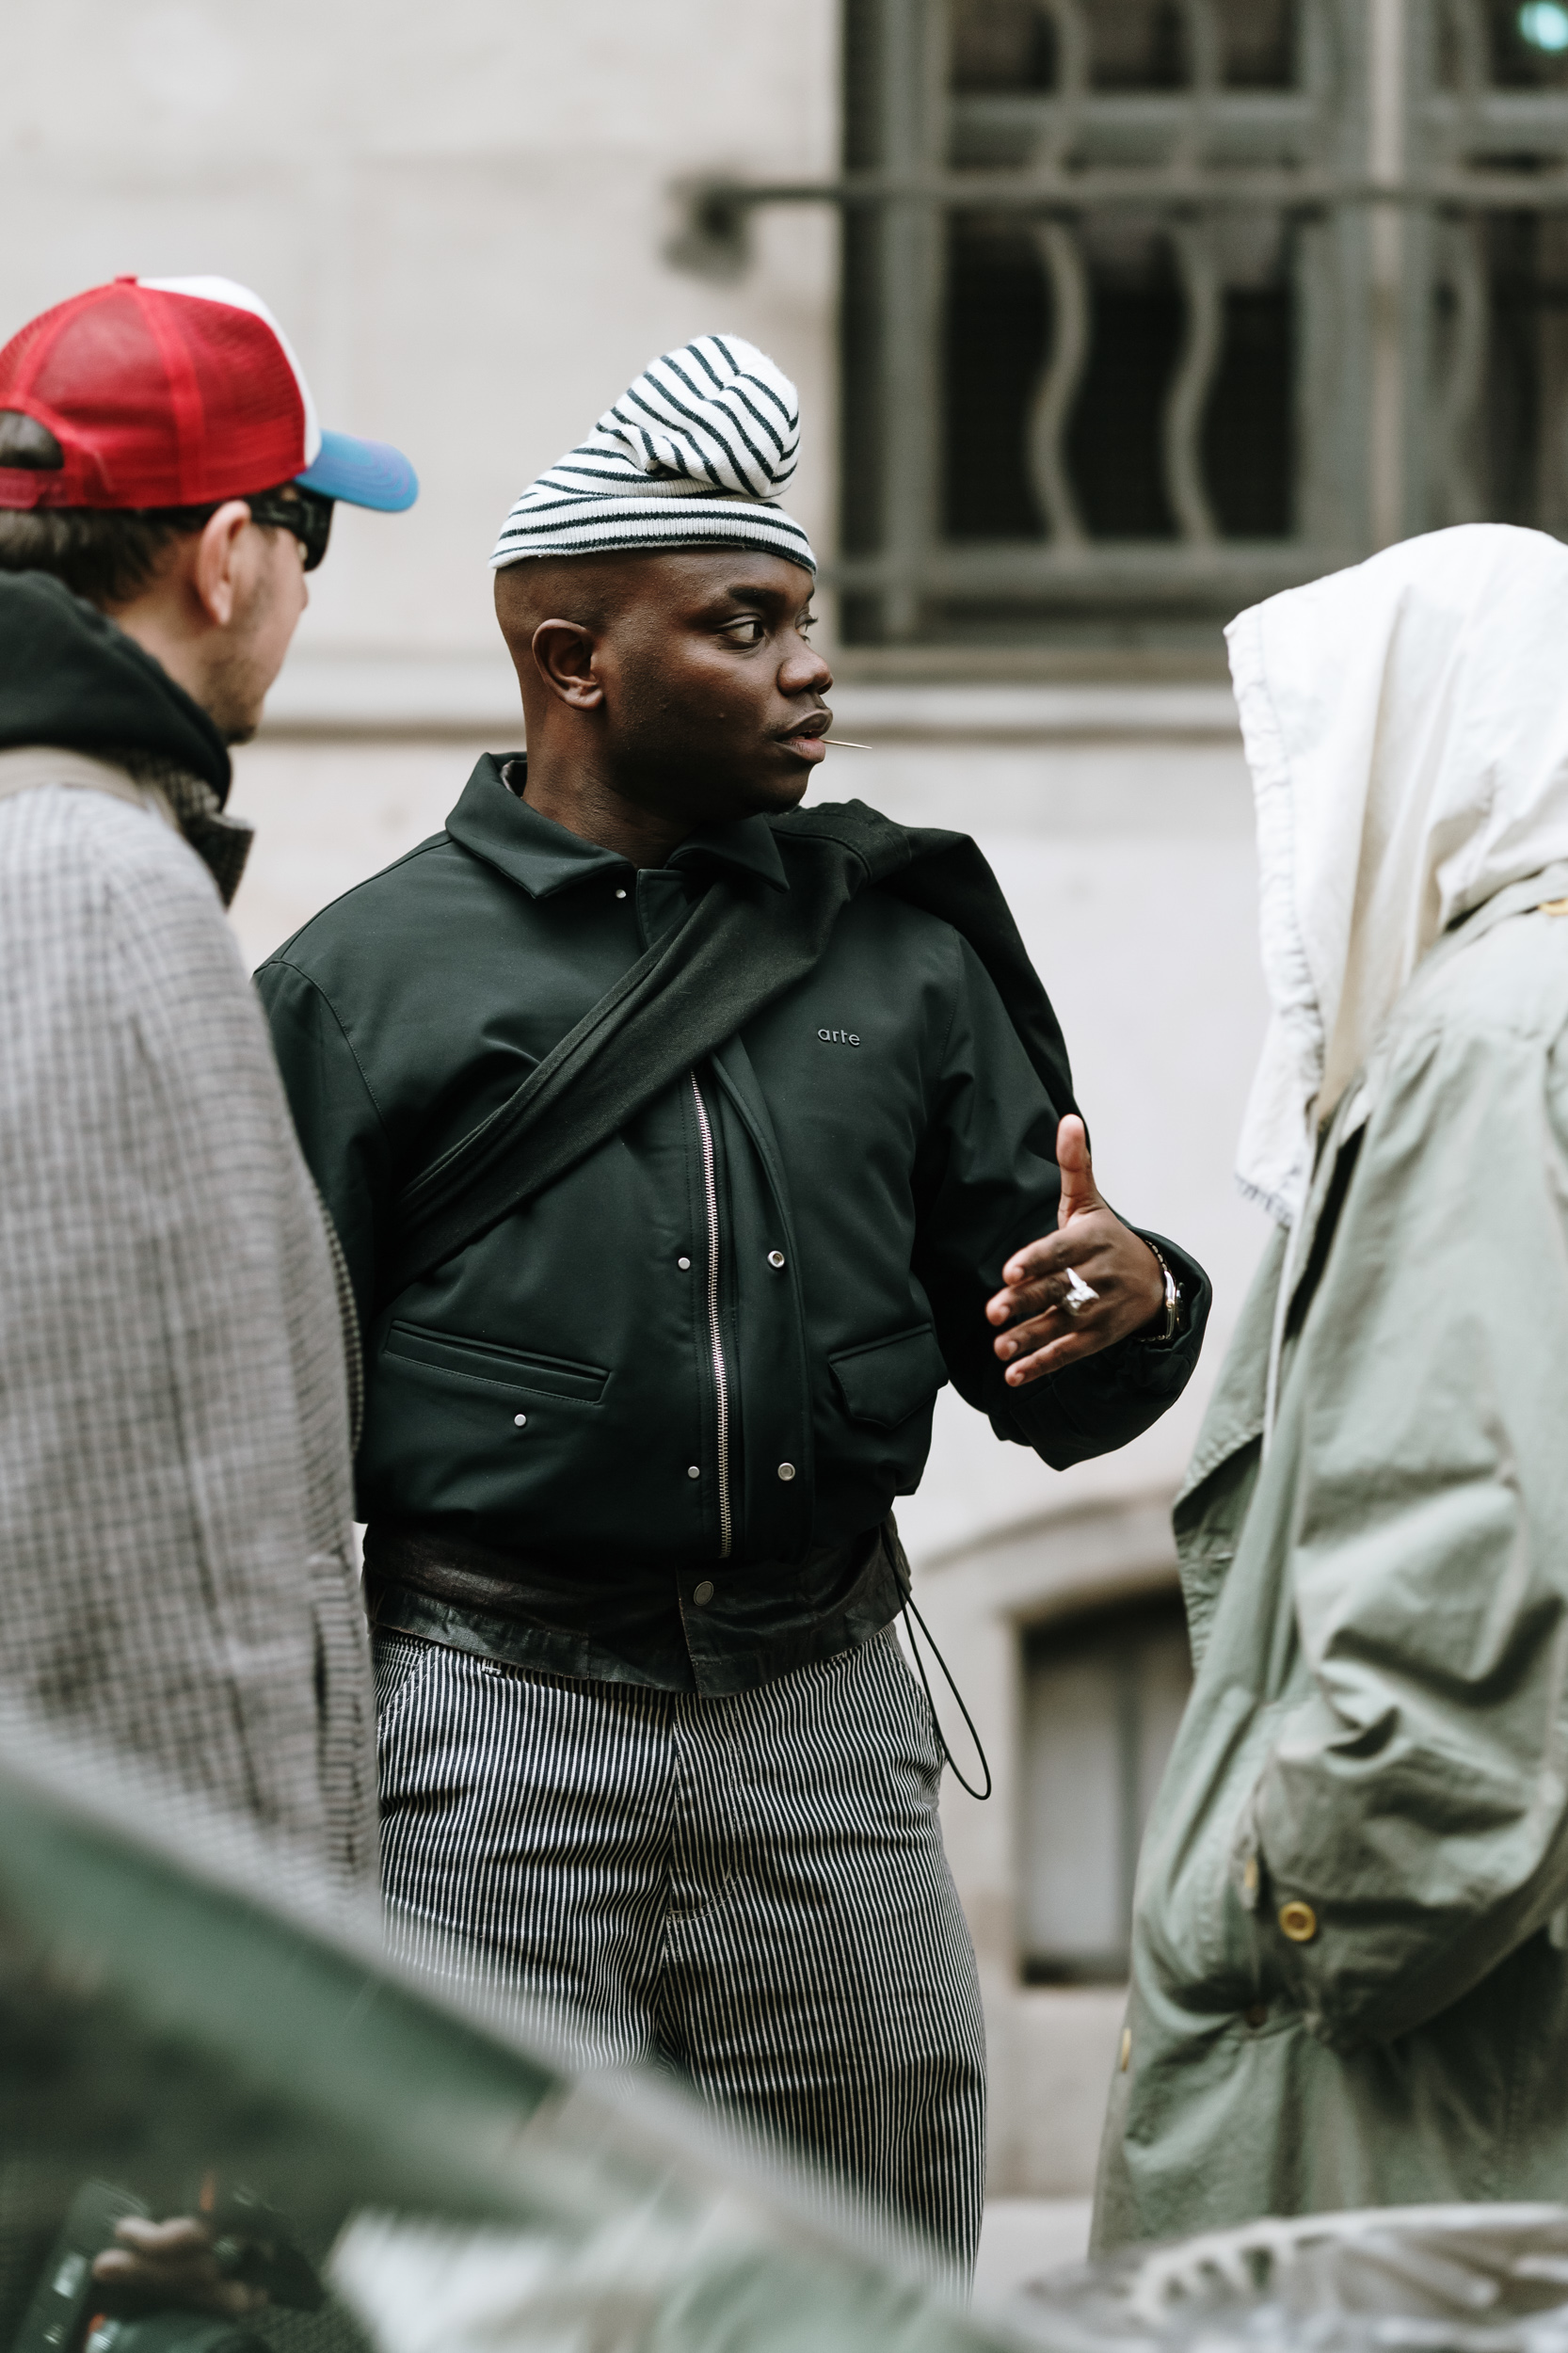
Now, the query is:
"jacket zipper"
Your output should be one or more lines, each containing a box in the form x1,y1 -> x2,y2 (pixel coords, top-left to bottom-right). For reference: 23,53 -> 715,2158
689,1073 -> 732,1560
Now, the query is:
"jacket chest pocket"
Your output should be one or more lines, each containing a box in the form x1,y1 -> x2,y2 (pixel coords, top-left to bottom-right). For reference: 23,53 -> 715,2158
830,1323 -> 948,1427
381,1321 -> 609,1404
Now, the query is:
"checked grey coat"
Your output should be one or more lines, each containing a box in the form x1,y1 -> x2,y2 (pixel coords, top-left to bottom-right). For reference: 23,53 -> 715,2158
0,746 -> 376,1894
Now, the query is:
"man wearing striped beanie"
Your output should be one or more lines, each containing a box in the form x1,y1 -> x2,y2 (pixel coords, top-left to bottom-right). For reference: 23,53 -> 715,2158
260,335 -> 1210,2276
491,331 -> 814,572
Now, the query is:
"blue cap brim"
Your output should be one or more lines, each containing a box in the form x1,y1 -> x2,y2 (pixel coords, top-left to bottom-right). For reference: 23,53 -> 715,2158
296,427 -> 418,511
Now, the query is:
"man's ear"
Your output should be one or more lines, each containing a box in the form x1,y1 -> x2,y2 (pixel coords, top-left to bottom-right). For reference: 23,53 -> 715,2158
531,617 -> 604,711
189,501 -> 255,629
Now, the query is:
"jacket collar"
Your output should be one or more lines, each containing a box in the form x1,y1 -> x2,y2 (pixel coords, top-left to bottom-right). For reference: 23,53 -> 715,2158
445,754 -> 790,900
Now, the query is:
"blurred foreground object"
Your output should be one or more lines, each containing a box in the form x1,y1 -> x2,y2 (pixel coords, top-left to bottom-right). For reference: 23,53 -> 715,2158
332,2197 -> 1568,2353
0,1709 -> 1001,2353
1008,2206 -> 1568,2353
8,1699 -> 1568,2353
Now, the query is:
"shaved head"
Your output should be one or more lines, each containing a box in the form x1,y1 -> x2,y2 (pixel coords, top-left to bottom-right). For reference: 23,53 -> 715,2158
493,553 -> 627,649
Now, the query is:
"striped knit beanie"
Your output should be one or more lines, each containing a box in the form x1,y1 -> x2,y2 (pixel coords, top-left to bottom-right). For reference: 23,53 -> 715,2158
489,333 -> 815,575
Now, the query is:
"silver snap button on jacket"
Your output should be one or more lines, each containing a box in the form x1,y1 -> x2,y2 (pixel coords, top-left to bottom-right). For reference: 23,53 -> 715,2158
513,1413 -> 527,1428
693,1579 -> 714,1606
678,1256 -> 691,1270
777,1462 -> 795,1481
687,1464 -> 700,1480
767,1250 -> 785,1268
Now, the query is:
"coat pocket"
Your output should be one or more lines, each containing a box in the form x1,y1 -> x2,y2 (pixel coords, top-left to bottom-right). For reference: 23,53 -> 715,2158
830,1324 -> 949,1428
383,1321 -> 609,1404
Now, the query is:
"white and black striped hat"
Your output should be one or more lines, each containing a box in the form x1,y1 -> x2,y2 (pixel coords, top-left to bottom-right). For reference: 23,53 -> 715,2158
490,333 -> 815,575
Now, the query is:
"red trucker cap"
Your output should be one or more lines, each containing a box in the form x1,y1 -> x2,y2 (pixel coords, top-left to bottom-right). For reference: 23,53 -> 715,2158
0,275 -> 417,514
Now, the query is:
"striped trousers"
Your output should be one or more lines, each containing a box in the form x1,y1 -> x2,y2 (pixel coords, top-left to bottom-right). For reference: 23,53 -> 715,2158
375,1625 -> 987,2272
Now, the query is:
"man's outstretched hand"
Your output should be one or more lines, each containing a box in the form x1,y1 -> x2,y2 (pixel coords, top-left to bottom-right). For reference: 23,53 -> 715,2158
984,1114 -> 1165,1388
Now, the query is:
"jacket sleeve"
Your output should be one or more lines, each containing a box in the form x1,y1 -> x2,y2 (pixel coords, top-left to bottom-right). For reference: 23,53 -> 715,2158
912,934 -> 1210,1469
1238,1012 -> 1568,2049
254,957 -> 393,1331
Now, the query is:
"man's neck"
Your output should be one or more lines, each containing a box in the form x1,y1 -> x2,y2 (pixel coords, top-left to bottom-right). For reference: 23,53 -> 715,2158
108,592 -> 215,719
520,752 -> 694,871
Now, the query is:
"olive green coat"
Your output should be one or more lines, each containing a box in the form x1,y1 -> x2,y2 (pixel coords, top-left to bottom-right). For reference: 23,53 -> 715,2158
1095,865 -> 1568,2249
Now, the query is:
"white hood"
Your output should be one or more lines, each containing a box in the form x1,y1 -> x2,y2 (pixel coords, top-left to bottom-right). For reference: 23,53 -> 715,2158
1227,522 -> 1568,1226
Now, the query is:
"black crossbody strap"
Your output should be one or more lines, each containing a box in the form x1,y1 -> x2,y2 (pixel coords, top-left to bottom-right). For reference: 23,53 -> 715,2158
380,798 -> 1080,1310
381,836 -> 865,1306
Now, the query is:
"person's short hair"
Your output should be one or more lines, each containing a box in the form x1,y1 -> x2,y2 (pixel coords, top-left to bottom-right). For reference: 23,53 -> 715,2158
0,409 -> 217,608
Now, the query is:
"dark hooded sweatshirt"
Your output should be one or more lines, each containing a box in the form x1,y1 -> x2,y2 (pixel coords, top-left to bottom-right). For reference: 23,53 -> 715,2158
0,570 -> 252,898
0,568 -> 230,783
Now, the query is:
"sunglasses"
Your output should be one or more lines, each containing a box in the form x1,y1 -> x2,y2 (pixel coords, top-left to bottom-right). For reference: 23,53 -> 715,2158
245,486 -> 334,571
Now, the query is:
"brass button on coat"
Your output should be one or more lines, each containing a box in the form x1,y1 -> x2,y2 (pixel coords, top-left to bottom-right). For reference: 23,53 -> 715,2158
1279,1900 -> 1318,1943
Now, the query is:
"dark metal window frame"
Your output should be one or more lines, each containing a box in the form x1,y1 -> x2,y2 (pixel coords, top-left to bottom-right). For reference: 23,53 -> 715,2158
671,0 -> 1568,651
1017,1582 -> 1192,1987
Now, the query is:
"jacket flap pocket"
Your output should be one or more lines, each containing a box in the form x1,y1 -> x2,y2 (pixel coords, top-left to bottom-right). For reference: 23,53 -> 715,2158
830,1324 -> 948,1429
386,1322 -> 608,1402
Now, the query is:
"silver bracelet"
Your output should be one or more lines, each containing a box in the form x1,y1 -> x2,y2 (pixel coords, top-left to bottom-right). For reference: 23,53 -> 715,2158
1143,1240 -> 1181,1345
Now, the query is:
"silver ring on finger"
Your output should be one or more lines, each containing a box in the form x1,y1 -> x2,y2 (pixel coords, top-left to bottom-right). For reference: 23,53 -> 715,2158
1062,1266 -> 1099,1318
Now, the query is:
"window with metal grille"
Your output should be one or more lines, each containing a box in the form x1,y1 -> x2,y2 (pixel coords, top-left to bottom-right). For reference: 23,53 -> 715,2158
824,0 -> 1568,650
1018,1588 -> 1192,1985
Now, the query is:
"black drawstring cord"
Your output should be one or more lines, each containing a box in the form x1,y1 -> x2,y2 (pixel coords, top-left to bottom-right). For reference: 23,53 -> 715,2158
900,1588 -> 993,1802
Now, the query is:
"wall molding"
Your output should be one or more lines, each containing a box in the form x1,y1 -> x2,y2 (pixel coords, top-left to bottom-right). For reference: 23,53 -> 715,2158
258,657 -> 1241,744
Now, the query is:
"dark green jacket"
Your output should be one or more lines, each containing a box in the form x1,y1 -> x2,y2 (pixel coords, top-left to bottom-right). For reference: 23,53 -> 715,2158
258,758 -> 1209,1693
